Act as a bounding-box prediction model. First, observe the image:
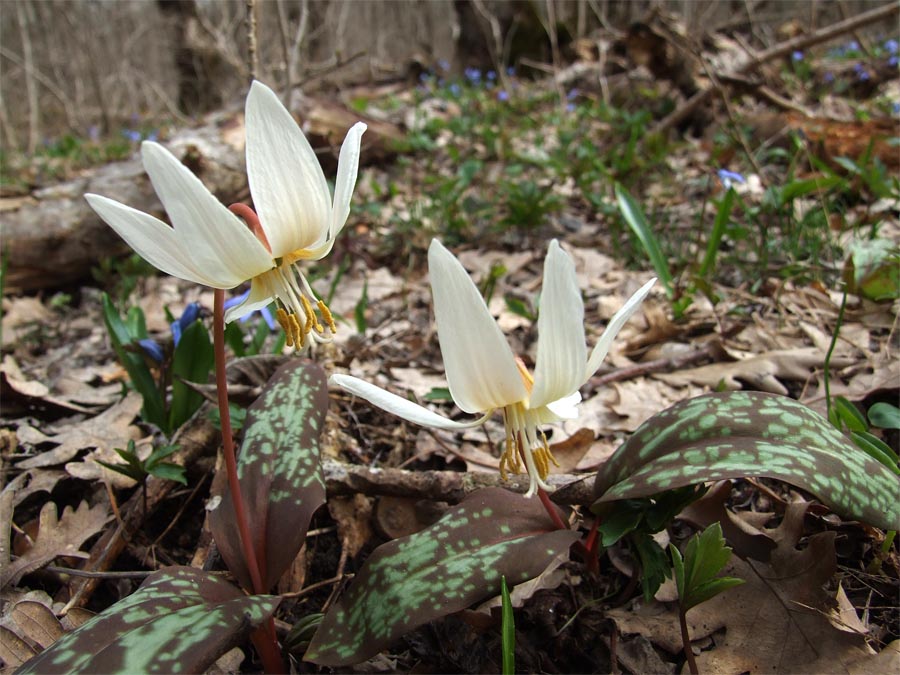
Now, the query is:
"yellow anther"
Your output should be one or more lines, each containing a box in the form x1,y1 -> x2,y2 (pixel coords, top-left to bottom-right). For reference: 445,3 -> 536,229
276,308 -> 294,347
300,296 -> 322,335
289,313 -> 304,348
318,300 -> 337,333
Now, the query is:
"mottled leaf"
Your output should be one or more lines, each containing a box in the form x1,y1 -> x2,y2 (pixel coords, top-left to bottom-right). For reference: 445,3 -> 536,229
15,567 -> 278,675
208,359 -> 328,591
305,487 -> 579,666
592,392 -> 900,531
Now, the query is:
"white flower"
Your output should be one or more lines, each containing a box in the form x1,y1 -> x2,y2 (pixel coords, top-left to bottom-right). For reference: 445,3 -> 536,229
331,239 -> 655,497
85,80 -> 366,348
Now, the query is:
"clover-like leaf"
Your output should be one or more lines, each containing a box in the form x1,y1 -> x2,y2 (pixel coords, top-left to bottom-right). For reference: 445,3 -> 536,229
592,392 -> 900,531
208,359 -> 328,591
671,522 -> 744,612
305,487 -> 579,666
15,567 -> 278,675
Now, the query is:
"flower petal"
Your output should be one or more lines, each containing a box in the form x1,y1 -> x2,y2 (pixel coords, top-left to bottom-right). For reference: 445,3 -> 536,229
428,240 -> 526,413
140,142 -> 273,282
245,80 -> 331,257
584,278 -> 656,380
330,374 -> 489,430
325,122 -> 366,248
86,194 -> 242,288
530,240 -> 587,409
546,391 -> 581,420
224,276 -> 275,323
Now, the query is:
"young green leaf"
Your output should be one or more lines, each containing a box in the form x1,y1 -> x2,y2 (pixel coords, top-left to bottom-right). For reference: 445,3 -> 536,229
501,575 -> 515,675
669,523 -> 744,611
868,402 -> 900,430
592,391 -> 900,531
208,360 -> 328,591
168,319 -> 214,431
15,567 -> 278,675
305,488 -> 579,666
615,183 -> 674,298
850,431 -> 900,473
830,395 -> 868,433
101,293 -> 166,430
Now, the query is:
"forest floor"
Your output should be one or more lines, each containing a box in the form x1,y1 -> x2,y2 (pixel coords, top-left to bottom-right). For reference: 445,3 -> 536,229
2,13 -> 899,675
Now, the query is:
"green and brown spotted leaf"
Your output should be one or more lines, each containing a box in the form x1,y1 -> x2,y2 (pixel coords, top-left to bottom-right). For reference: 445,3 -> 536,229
14,567 -> 279,675
592,392 -> 900,531
305,487 -> 579,667
208,360 -> 328,591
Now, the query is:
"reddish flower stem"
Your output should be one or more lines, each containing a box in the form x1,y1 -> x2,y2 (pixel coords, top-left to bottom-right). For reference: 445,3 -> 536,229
537,487 -> 568,530
214,289 -> 284,673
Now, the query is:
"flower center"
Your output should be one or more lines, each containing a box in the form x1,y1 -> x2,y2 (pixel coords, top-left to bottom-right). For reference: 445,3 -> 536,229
264,263 -> 337,348
228,203 -> 337,349
498,359 -> 560,496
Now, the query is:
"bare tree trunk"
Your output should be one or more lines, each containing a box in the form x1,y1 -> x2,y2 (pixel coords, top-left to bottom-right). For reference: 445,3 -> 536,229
15,0 -> 39,153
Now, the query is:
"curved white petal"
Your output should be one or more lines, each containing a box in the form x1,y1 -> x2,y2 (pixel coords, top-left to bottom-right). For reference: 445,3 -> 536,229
330,374 -> 490,430
530,240 -> 587,409
428,240 -> 527,413
140,142 -> 273,282
86,194 -> 244,289
584,278 -> 656,381
223,276 -> 274,323
245,80 -> 331,257
326,122 -> 366,245
546,391 -> 582,420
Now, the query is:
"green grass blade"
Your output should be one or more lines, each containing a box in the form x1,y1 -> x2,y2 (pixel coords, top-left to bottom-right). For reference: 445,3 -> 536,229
615,183 -> 674,298
501,575 -> 515,675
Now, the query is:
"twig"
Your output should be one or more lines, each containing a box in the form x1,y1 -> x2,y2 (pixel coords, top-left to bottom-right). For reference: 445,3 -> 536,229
591,341 -> 720,387
41,564 -> 154,579
245,0 -> 259,83
652,2 -> 900,136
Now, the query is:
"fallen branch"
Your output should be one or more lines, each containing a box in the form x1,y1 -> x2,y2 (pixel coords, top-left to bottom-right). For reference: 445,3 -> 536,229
653,2 -> 900,136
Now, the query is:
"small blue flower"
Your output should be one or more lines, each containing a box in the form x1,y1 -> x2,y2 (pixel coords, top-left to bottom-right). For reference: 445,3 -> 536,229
847,40 -> 860,51
88,125 -> 100,141
139,338 -> 164,363
464,67 -> 482,83
497,90 -> 509,101
506,66 -> 516,77
419,72 -> 431,84
566,103 -> 576,113
892,101 -> 900,116
567,88 -> 579,100
438,59 -> 450,72
717,169 -> 746,190
853,63 -> 870,81
171,302 -> 201,346
885,39 -> 899,54
824,71 -> 835,83
449,82 -> 461,97
487,70 -> 496,81
122,129 -> 141,142
145,130 -> 158,142
889,55 -> 898,67
792,50 -> 804,61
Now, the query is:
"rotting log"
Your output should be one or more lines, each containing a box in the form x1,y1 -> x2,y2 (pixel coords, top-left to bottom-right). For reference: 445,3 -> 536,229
2,97 -> 403,293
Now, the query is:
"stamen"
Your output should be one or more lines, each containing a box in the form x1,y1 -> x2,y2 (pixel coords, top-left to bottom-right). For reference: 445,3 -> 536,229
276,308 -> 294,347
300,296 -> 322,334
318,300 -> 337,333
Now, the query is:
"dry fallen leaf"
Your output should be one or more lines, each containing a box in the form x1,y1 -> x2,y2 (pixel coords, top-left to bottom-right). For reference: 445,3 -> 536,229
15,392 -> 143,470
1,500 -> 110,588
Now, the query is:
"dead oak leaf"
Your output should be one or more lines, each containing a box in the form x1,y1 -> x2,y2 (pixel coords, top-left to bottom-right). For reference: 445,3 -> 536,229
16,392 -> 143,470
1,500 -> 110,588
655,347 -> 854,394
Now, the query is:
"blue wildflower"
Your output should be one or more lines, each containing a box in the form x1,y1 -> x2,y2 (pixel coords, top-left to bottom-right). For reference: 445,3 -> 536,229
824,71 -> 835,83
853,63 -> 870,81
847,40 -> 860,51
892,102 -> 900,116
889,55 -> 898,67
122,129 -> 141,142
885,39 -> 899,54
567,88 -> 579,100
139,338 -> 164,363
464,67 -> 481,83
792,50 -> 804,61
497,90 -> 509,101
449,82 -> 461,97
88,125 -> 100,141
566,103 -> 576,113
171,302 -> 201,346
506,66 -> 516,77
487,70 -> 496,81
717,169 -> 746,190
438,59 -> 450,72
